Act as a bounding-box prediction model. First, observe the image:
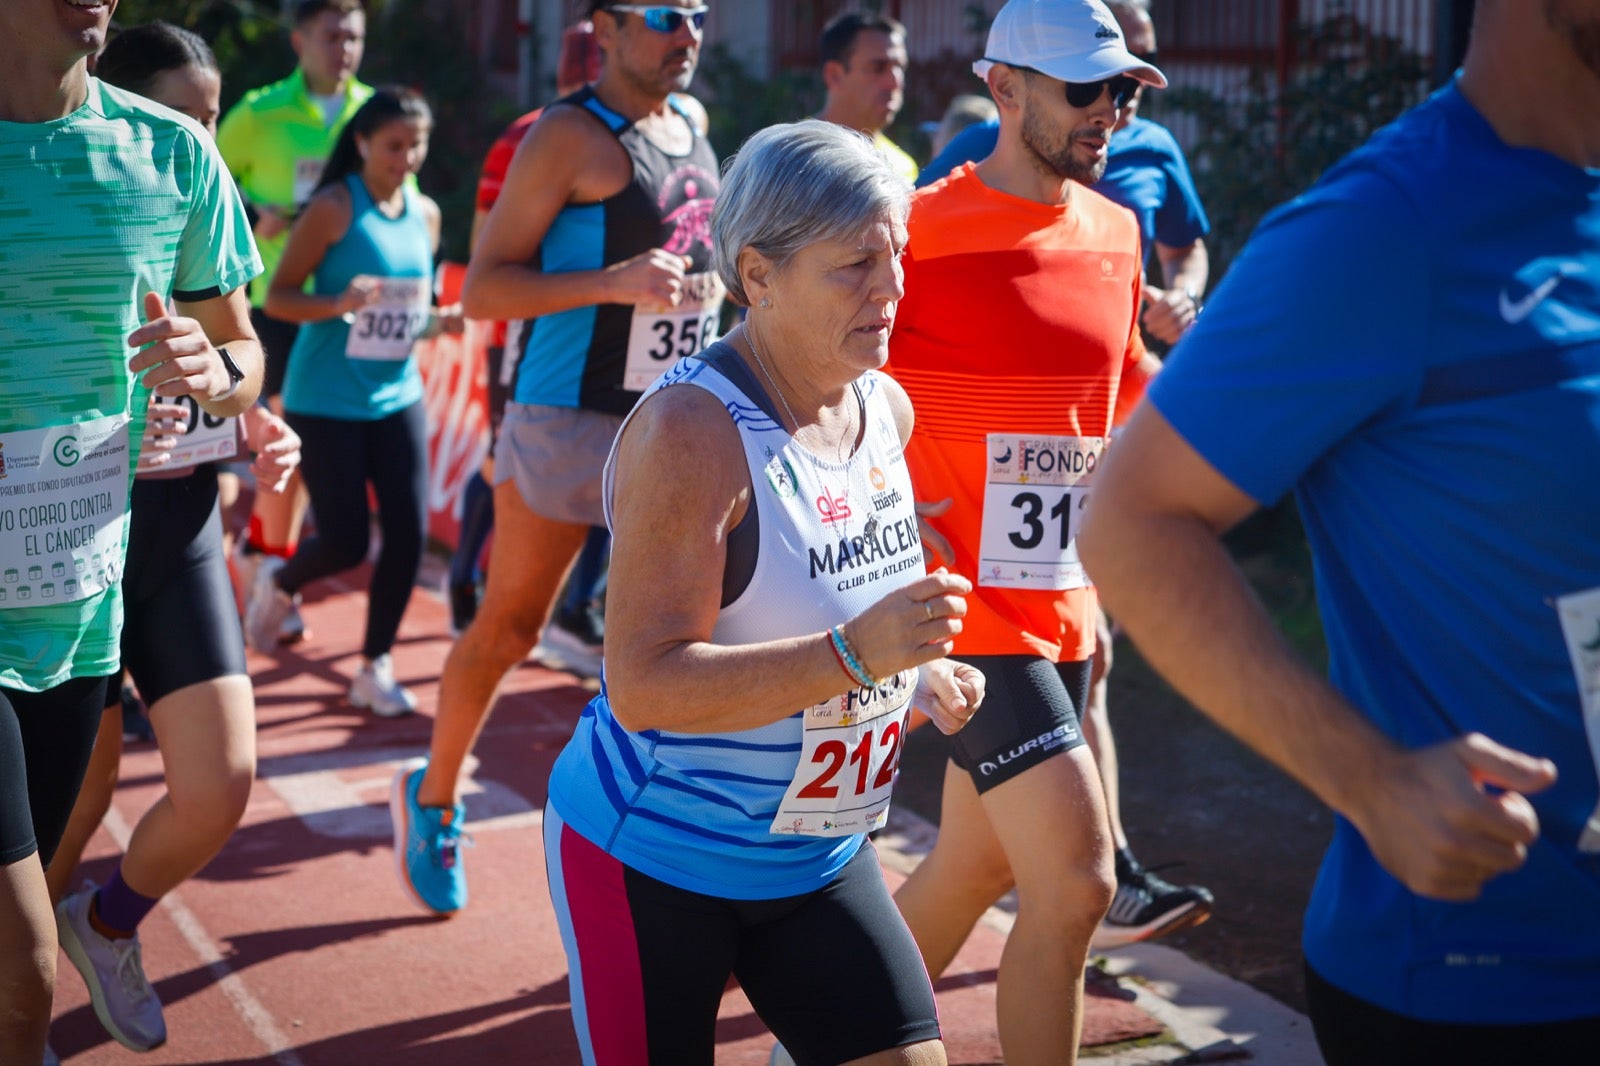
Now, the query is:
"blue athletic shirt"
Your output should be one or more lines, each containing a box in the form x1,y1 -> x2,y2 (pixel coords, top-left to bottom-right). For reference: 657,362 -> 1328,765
547,347 -> 927,900
1148,80 -> 1600,1024
281,175 -> 431,421
918,116 -> 1209,263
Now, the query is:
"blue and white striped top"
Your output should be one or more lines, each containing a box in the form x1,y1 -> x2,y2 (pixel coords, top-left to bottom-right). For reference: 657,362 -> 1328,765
546,345 -> 927,899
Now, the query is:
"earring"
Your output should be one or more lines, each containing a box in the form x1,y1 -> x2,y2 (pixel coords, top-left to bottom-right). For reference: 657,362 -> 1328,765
759,297 -> 771,309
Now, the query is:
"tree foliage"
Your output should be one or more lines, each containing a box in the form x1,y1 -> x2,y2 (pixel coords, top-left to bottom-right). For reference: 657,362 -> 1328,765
114,0 -> 505,261
1152,15 -> 1430,279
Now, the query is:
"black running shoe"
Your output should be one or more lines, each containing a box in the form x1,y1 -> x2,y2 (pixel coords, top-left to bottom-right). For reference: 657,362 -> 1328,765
1092,860 -> 1214,950
447,581 -> 479,638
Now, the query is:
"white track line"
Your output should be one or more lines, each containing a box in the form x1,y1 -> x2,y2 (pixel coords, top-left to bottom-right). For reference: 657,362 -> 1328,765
102,806 -> 305,1066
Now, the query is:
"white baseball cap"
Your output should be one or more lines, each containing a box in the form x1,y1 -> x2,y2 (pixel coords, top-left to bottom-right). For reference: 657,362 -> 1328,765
974,0 -> 1167,89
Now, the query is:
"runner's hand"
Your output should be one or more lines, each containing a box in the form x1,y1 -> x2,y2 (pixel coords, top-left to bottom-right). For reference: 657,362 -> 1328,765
243,406 -> 302,495
916,659 -> 985,735
842,568 -> 972,681
1347,733 -> 1556,901
335,275 -> 383,316
606,249 -> 692,312
432,302 -> 467,336
134,401 -> 190,472
914,497 -> 956,567
128,292 -> 236,402
1139,283 -> 1198,345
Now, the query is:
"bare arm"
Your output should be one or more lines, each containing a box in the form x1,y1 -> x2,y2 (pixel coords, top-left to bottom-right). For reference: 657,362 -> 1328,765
130,288 -> 263,418
1080,404 -> 1556,900
264,187 -> 370,324
1140,239 -> 1209,345
462,108 -> 690,321
603,385 -> 971,734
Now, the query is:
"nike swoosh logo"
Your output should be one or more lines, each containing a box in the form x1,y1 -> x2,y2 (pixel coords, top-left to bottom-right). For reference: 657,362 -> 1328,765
1499,274 -> 1565,324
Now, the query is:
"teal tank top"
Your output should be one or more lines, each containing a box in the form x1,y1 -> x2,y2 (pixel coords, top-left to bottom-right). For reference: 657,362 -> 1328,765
282,174 -> 431,420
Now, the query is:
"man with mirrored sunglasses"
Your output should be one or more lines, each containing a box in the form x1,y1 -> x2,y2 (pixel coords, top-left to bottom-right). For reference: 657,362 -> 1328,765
603,3 -> 706,34
390,0 -> 724,927
884,1 -> 1166,1061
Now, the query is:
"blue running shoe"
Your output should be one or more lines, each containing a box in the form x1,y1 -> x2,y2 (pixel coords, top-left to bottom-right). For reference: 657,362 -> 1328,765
389,757 -> 469,915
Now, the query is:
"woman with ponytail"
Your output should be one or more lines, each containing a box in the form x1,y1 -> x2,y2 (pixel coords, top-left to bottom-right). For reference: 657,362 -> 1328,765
249,87 -> 459,717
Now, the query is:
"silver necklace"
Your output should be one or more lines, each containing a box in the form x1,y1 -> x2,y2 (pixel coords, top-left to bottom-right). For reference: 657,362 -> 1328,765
745,320 -> 802,435
745,322 -> 855,462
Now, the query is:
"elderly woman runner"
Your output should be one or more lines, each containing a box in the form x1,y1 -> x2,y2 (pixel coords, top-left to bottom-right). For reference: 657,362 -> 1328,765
544,121 -> 984,1066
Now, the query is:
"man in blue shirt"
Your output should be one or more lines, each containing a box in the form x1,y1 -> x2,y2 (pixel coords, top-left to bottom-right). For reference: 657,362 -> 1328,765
1082,0 -> 1600,1062
921,0 -> 1208,347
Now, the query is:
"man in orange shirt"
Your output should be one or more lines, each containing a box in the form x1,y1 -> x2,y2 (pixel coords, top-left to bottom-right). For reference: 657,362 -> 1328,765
885,1 -> 1164,1061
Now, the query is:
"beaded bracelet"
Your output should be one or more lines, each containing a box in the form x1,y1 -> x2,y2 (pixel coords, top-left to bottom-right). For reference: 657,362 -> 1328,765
829,624 -> 880,688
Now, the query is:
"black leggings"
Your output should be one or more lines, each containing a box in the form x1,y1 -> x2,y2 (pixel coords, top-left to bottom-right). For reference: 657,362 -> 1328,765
1306,962 -> 1600,1065
281,403 -> 428,660
0,676 -> 110,868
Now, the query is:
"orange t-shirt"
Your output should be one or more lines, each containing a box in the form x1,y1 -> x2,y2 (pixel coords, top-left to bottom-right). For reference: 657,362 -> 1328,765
887,163 -> 1151,662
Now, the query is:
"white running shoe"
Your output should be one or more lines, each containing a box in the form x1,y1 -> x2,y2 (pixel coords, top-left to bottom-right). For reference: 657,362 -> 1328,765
244,557 -> 294,654
279,595 -> 307,644
56,884 -> 167,1052
350,654 -> 418,718
235,547 -> 306,645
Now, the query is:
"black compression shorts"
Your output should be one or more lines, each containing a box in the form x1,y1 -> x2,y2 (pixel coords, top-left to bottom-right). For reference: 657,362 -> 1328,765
110,467 -> 247,708
948,654 -> 1090,793
546,808 -> 941,1065
0,675 -> 109,868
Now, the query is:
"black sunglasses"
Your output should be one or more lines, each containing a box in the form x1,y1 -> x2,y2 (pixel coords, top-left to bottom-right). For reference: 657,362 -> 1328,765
1063,74 -> 1142,109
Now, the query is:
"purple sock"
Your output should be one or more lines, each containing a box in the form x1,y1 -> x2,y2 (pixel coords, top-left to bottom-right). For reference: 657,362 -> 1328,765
94,866 -> 160,936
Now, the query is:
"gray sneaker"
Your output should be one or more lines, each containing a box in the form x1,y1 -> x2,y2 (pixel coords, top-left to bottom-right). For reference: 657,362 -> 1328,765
56,884 -> 167,1052
244,556 -> 294,654
235,545 -> 305,645
350,654 -> 418,718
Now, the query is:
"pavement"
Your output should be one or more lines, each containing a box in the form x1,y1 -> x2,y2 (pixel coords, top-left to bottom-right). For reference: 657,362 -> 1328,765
46,555 -> 1326,1065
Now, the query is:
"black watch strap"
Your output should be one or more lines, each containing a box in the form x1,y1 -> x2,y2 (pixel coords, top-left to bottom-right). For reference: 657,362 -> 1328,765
214,346 -> 246,402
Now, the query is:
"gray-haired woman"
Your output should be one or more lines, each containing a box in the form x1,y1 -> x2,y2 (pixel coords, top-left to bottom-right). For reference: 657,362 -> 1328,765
543,120 -> 983,1066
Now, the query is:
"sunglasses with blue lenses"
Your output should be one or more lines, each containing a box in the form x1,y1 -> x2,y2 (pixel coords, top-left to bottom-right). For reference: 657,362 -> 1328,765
605,4 -> 708,33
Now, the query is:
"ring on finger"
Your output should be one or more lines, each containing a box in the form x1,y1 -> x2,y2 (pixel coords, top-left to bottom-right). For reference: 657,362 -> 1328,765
924,601 -> 935,622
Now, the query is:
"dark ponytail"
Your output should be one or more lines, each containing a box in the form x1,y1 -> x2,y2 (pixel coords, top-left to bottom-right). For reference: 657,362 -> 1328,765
314,86 -> 433,195
96,21 -> 217,96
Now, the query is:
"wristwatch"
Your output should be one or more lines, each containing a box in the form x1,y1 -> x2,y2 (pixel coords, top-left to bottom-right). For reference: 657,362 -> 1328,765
212,346 -> 246,402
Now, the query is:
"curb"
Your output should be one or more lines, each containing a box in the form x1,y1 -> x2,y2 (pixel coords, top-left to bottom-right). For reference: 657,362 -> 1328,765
876,807 -> 1324,1064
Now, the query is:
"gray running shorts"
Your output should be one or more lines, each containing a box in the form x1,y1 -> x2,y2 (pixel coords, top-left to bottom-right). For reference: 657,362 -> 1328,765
493,402 -> 623,526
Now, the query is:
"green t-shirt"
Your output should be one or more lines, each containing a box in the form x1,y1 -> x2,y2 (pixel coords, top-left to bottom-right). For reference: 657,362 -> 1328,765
0,80 -> 261,692
216,68 -> 374,305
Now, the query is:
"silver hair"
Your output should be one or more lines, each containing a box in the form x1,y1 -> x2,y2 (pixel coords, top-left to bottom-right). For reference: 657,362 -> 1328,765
713,120 -> 911,307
